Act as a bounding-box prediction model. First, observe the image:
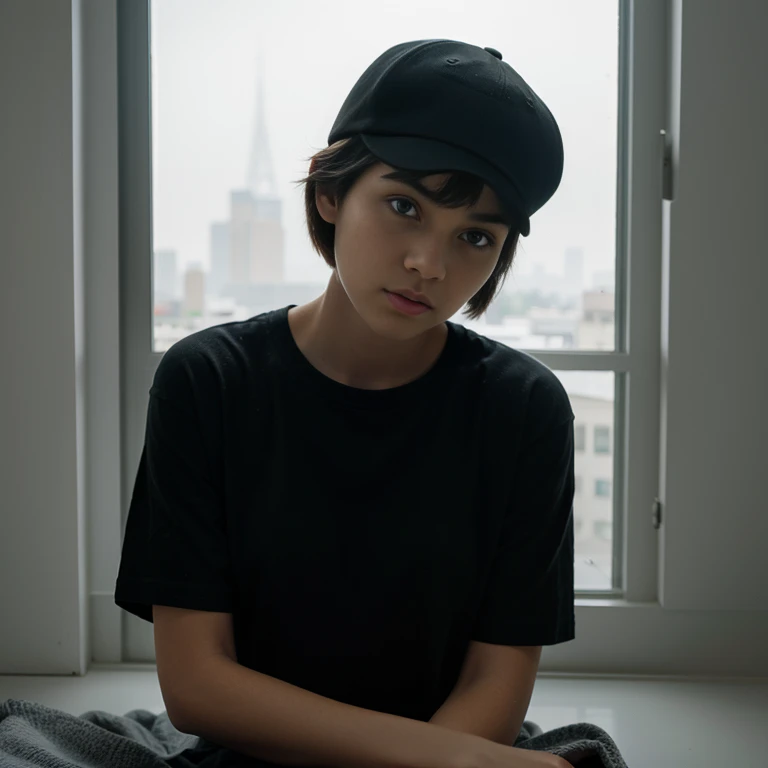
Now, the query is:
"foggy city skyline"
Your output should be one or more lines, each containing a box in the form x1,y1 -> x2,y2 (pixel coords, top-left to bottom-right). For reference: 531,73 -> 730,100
149,0 -> 619,288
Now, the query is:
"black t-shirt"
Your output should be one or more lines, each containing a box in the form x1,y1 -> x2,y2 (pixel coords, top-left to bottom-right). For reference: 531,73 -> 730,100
115,304 -> 575,724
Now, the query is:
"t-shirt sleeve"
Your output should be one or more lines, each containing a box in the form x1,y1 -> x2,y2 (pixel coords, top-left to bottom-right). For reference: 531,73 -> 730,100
114,345 -> 234,623
471,413 -> 576,646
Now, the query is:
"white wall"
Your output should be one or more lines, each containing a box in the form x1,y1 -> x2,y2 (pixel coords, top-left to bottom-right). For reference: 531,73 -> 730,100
0,0 -> 766,676
0,0 -> 89,674
659,0 -> 768,612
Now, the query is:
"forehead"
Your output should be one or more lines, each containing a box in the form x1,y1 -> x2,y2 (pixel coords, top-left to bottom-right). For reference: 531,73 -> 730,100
369,162 -> 507,223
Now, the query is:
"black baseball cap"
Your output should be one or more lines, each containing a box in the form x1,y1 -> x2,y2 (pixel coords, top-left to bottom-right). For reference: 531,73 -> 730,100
328,39 -> 565,237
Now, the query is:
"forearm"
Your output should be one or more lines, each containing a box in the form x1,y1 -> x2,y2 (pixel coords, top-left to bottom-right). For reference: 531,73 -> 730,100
429,677 -> 528,748
172,655 -> 486,768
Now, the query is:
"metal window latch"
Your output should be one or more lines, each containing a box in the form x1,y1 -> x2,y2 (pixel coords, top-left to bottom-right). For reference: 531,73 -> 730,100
652,497 -> 662,529
660,129 -> 674,201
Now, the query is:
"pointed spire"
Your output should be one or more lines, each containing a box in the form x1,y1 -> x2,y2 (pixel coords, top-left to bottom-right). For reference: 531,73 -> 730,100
246,49 -> 277,200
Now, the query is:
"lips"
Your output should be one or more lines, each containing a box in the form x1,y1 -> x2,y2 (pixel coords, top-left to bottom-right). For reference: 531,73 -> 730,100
385,290 -> 432,315
390,289 -> 432,308
396,293 -> 427,306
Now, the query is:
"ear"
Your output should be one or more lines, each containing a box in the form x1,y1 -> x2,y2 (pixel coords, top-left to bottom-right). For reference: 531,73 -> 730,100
314,184 -> 339,225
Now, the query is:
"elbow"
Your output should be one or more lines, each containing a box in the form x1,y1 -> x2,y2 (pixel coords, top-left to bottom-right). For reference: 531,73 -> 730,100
159,664 -> 217,736
162,692 -> 196,735
159,654 -> 239,737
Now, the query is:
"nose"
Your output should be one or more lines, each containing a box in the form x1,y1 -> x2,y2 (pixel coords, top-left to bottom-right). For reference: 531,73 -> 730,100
403,239 -> 448,280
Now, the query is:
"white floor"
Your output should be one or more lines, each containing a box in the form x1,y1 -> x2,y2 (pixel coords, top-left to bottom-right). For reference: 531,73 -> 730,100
1,665 -> 767,767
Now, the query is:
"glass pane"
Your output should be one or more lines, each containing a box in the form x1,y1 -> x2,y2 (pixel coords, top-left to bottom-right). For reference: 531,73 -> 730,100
553,370 -> 615,591
594,425 -> 612,454
149,0 -> 618,352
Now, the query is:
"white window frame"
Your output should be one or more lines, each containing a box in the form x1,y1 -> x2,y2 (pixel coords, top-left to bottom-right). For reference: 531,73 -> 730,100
109,0 -> 674,672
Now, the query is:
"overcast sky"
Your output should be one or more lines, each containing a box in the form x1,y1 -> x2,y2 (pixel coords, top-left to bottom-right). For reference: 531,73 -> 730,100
150,0 -> 619,287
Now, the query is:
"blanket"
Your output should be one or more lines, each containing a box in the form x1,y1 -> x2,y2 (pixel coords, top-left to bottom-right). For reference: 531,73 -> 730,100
0,698 -> 628,767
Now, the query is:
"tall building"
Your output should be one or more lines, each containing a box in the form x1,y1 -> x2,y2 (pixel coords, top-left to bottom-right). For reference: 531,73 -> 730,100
578,289 -> 615,350
182,261 -> 205,317
223,53 -> 286,288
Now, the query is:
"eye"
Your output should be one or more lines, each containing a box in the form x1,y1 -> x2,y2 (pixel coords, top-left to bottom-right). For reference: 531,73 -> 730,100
386,197 -> 496,251
389,197 -> 418,218
463,231 -> 494,249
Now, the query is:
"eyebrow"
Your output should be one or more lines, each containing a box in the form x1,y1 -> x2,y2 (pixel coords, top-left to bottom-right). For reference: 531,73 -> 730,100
381,175 -> 512,229
466,211 -> 510,226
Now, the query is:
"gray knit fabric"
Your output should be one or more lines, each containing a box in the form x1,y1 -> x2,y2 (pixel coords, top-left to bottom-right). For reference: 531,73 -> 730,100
0,698 -> 628,768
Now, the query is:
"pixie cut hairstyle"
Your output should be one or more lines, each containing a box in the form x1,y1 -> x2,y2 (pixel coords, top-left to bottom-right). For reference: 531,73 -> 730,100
293,134 -> 522,321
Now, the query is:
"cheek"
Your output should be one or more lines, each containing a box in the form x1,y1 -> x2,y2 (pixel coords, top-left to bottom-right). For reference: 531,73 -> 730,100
365,212 -> 401,242
338,216 -> 401,261
339,205 -> 387,241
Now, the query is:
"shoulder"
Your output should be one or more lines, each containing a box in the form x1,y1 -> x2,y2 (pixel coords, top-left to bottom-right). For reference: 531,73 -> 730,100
456,323 -> 575,438
151,312 -> 274,406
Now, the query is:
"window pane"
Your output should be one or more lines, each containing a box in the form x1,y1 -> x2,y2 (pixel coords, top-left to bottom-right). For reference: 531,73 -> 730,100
594,425 -> 611,454
149,0 -> 620,593
595,479 -> 612,496
149,0 -> 619,353
552,371 -> 615,591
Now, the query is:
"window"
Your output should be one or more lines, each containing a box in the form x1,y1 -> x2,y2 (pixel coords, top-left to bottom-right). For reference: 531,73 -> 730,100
148,17 -> 621,354
595,479 -> 612,497
119,0 -> 664,660
594,425 -> 611,454
146,0 -> 622,594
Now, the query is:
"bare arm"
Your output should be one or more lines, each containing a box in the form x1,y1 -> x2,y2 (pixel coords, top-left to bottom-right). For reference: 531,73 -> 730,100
153,606 -> 561,768
429,643 -> 543,746
170,653 -> 488,768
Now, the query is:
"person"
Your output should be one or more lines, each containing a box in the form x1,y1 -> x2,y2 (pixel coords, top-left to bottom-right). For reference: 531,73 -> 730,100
115,39 -> 576,768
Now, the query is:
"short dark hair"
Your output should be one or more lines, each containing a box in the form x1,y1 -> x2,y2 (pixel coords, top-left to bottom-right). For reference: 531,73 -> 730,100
292,135 -> 521,320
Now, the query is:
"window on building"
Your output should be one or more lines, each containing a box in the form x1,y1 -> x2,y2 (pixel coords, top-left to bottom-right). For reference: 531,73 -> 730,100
595,479 -> 612,497
594,425 -> 611,454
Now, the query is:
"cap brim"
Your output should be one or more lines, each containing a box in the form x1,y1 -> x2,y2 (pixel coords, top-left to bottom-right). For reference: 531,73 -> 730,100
360,133 -> 530,237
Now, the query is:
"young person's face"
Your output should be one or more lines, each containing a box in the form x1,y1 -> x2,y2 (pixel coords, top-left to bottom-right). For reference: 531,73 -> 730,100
315,162 -> 510,336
